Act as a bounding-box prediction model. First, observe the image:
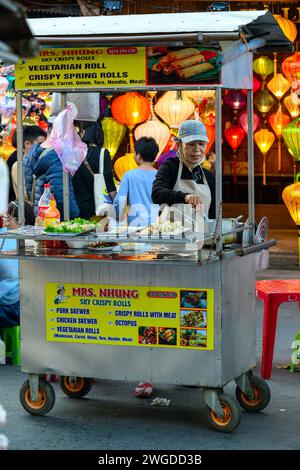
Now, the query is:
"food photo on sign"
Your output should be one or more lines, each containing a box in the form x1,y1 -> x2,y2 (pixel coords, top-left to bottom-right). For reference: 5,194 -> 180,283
147,46 -> 221,84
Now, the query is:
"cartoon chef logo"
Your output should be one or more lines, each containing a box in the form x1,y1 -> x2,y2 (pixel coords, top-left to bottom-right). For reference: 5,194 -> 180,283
54,285 -> 70,304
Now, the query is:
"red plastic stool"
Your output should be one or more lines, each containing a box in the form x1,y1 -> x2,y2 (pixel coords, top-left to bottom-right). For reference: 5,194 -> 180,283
256,280 -> 300,379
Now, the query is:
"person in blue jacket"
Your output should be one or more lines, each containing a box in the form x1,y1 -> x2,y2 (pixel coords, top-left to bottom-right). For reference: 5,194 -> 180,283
24,122 -> 79,220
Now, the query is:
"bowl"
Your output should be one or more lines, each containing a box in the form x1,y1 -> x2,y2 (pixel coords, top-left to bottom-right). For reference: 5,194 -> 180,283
119,243 -> 149,251
66,240 -> 91,249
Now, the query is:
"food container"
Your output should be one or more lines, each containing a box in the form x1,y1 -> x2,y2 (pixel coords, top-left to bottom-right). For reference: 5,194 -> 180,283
66,240 -> 91,249
204,215 -> 244,244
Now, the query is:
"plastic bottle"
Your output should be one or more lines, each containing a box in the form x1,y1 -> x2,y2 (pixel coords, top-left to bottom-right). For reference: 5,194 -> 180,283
37,184 -> 52,224
0,339 -> 6,365
44,196 -> 60,227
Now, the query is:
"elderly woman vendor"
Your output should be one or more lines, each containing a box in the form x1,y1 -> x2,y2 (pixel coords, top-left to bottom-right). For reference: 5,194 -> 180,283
152,120 -> 215,219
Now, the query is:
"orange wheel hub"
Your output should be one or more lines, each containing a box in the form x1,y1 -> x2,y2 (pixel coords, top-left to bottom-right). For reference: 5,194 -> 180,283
63,377 -> 84,393
24,388 -> 46,410
240,385 -> 261,407
210,402 -> 232,426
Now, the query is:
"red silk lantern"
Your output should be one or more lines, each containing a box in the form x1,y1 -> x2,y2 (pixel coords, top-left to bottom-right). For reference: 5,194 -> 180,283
282,53 -> 300,94
268,105 -> 290,170
111,92 -> 151,152
223,90 -> 247,113
239,111 -> 260,135
224,125 -> 245,183
205,124 -> 215,155
38,120 -> 48,132
242,76 -> 261,95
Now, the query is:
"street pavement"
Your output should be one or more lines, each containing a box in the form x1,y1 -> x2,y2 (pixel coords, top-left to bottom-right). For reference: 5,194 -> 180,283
1,269 -> 300,450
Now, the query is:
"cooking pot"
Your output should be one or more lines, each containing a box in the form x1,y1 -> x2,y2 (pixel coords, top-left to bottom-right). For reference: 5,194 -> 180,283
204,215 -> 244,244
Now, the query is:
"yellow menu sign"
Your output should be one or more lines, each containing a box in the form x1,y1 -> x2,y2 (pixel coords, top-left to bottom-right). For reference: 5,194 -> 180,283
46,283 -> 214,350
15,46 -> 146,90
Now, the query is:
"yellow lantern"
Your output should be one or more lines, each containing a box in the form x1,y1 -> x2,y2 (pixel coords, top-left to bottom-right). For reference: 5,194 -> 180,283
268,104 -> 290,170
114,153 -> 138,181
267,73 -> 291,101
274,15 -> 297,43
282,182 -> 300,264
284,94 -> 300,118
253,56 -> 274,82
102,117 -> 126,158
0,142 -> 15,160
254,90 -> 275,116
154,91 -> 195,130
254,129 -> 275,185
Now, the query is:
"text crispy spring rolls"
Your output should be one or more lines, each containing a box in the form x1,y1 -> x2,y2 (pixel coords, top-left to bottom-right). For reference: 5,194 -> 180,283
167,48 -> 202,61
176,62 -> 214,79
171,54 -> 205,70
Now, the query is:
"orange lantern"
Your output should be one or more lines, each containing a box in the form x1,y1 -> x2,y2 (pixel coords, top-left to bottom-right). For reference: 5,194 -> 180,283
268,105 -> 290,170
205,124 -> 215,156
282,182 -> 300,265
154,91 -> 195,130
0,141 -> 15,160
284,94 -> 300,118
282,53 -> 300,96
274,15 -> 297,43
111,92 -> 151,152
224,125 -> 245,184
254,129 -> 275,185
267,74 -> 291,101
113,153 -> 138,181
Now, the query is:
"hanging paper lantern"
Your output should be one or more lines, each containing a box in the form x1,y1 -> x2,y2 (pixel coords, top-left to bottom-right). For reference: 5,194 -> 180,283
0,142 -> 15,160
112,92 -> 151,152
282,53 -> 300,94
239,111 -> 260,135
254,129 -> 275,185
154,91 -> 195,129
268,105 -> 290,170
224,125 -> 245,184
267,73 -> 291,100
242,75 -> 261,95
102,117 -> 126,158
38,120 -> 48,132
282,182 -> 300,228
182,90 -> 215,103
282,117 -> 300,162
284,94 -> 300,118
114,153 -> 138,181
200,98 -> 216,126
205,124 -> 215,155
254,90 -> 275,115
134,119 -> 170,159
253,56 -> 274,81
274,15 -> 298,43
223,90 -> 247,113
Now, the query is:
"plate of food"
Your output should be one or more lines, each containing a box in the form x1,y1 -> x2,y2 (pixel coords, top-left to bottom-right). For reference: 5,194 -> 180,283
148,47 -> 221,84
44,218 -> 97,236
87,241 -> 119,251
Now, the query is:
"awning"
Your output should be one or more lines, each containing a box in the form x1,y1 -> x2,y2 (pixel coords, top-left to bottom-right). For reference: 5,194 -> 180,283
27,10 -> 293,52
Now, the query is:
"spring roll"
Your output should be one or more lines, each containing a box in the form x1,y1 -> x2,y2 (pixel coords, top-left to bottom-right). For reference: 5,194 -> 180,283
176,62 -> 214,79
159,55 -> 172,66
151,62 -> 163,72
167,48 -> 202,61
171,54 -> 205,70
163,65 -> 173,75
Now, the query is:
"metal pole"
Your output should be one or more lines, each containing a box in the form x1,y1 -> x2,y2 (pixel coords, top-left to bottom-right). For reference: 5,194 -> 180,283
60,93 -> 70,221
16,91 -> 25,226
215,86 -> 222,256
247,88 -> 255,243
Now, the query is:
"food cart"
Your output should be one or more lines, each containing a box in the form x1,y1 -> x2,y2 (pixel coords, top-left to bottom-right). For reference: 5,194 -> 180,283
0,10 -> 292,432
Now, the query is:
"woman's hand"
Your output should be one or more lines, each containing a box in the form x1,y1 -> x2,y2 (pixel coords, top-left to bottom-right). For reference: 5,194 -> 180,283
184,194 -> 202,206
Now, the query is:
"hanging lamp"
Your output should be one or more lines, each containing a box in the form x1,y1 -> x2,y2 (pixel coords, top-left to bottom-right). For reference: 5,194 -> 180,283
267,53 -> 291,101
282,182 -> 300,265
282,117 -> 300,179
254,90 -> 275,116
102,95 -> 126,158
254,129 -> 275,185
111,92 -> 151,153
268,104 -> 290,170
284,94 -> 300,118
253,56 -> 274,88
239,111 -> 260,135
223,90 -> 247,115
114,153 -> 138,181
134,91 -> 170,158
274,15 -> 297,43
224,125 -> 245,184
154,91 -> 195,131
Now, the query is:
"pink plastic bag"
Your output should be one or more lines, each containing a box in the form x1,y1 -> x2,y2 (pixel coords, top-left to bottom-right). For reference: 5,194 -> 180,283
50,103 -> 87,174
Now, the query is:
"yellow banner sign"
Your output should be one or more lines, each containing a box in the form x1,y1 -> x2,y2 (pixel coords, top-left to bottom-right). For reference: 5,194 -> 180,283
46,283 -> 214,350
15,46 -> 147,90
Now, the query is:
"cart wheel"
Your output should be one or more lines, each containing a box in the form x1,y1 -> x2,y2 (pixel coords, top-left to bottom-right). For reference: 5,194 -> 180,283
58,376 -> 93,399
19,379 -> 55,416
207,393 -> 241,433
236,375 -> 271,412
